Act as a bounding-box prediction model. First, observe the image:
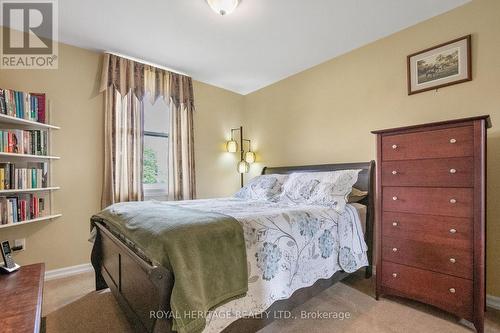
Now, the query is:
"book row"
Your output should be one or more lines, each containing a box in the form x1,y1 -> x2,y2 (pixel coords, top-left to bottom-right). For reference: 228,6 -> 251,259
0,162 -> 48,190
0,129 -> 48,155
0,88 -> 46,123
0,194 -> 46,224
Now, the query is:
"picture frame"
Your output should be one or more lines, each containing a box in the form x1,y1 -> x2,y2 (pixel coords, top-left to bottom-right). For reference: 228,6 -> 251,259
407,35 -> 471,95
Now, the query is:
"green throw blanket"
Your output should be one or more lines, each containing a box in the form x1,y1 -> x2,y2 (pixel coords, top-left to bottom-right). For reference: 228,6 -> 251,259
93,201 -> 248,333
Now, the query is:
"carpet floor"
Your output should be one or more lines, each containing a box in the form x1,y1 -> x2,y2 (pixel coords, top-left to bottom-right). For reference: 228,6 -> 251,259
43,271 -> 500,333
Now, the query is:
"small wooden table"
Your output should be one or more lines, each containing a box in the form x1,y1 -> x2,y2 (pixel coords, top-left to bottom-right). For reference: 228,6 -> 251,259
0,263 -> 45,333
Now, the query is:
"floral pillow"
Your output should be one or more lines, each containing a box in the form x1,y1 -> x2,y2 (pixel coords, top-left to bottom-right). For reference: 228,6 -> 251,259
279,170 -> 361,212
234,174 -> 289,201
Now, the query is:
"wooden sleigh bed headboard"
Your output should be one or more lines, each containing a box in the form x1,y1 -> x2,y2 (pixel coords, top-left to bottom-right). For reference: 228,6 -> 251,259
262,161 -> 374,192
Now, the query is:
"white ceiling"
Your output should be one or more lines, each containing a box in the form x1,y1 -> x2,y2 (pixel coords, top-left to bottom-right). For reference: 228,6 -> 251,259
58,0 -> 470,95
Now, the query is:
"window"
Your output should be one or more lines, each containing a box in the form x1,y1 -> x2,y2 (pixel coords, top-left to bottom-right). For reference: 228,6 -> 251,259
143,94 -> 169,199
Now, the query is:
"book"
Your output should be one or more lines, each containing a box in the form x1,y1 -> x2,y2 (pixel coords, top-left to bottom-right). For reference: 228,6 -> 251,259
0,162 -> 47,190
0,197 -> 7,224
7,197 -> 18,223
0,89 -> 47,124
0,193 -> 46,224
0,129 -> 48,155
0,89 -> 6,114
31,93 -> 46,123
9,90 -> 15,117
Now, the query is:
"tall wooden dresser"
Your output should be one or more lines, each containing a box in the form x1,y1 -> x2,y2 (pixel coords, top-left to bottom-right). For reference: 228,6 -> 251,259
372,115 -> 491,333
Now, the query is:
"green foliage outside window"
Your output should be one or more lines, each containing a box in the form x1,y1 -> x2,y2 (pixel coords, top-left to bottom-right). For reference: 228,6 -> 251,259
143,147 -> 159,184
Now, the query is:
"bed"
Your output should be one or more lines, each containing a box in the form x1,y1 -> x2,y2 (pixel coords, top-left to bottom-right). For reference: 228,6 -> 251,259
90,161 -> 375,333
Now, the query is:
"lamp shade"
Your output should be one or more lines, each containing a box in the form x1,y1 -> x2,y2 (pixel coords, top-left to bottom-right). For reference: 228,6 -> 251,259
245,151 -> 256,164
237,160 -> 250,174
206,0 -> 239,16
226,140 -> 238,152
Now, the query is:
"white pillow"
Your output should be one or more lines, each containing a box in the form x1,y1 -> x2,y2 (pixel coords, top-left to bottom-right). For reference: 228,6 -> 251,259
279,170 -> 361,212
234,174 -> 289,201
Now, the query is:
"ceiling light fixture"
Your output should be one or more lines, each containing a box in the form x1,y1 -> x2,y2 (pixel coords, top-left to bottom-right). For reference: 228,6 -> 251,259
206,0 -> 240,16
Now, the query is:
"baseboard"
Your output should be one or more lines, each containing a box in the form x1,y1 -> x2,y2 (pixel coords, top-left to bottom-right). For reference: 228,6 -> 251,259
487,294 -> 500,310
44,263 -> 93,281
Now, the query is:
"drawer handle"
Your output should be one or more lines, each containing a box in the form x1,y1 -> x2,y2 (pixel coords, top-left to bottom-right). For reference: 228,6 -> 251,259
392,196 -> 398,201
392,170 -> 398,175
449,258 -> 456,264
392,273 -> 398,278
449,288 -> 456,294
449,198 -> 457,204
392,247 -> 398,252
450,138 -> 457,144
449,228 -> 457,234
392,144 -> 398,149
392,221 -> 399,227
449,168 -> 457,174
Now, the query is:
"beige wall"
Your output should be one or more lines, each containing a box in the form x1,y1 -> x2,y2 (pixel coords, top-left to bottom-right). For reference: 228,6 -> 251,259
0,39 -> 104,270
193,81 -> 244,198
243,0 -> 500,296
0,31 -> 244,270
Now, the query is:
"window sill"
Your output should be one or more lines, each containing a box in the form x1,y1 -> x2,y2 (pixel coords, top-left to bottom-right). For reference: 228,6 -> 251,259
144,189 -> 168,201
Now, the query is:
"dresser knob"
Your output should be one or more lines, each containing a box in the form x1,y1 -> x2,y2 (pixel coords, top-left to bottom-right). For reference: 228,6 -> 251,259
392,170 -> 398,175
392,221 -> 399,227
449,168 -> 457,174
392,247 -> 398,252
449,138 -> 457,144
392,273 -> 398,278
449,258 -> 456,264
449,288 -> 456,294
449,198 -> 457,204
392,196 -> 398,201
392,144 -> 398,149
449,228 -> 457,234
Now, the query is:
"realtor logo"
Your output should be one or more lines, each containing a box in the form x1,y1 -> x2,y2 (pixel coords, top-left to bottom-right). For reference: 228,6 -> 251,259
1,0 -> 58,69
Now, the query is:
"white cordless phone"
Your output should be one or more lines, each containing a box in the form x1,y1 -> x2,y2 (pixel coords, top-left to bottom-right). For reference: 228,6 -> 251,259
1,241 -> 20,273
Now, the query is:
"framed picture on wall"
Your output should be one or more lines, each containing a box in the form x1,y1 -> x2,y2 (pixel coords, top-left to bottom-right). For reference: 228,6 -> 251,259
407,35 -> 471,95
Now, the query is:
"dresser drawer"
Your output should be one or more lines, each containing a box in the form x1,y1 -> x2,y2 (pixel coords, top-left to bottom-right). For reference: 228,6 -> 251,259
383,187 -> 473,218
382,212 -> 472,249
381,261 -> 473,320
381,157 -> 473,187
382,126 -> 474,161
382,237 -> 472,279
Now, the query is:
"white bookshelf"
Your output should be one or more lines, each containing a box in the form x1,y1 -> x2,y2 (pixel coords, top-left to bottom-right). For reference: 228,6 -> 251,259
0,102 -> 61,229
0,214 -> 62,229
0,113 -> 60,130
0,152 -> 60,160
0,186 -> 60,195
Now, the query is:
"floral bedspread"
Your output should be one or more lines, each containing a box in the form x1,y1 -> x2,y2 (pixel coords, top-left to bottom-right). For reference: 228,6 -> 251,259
171,197 -> 368,333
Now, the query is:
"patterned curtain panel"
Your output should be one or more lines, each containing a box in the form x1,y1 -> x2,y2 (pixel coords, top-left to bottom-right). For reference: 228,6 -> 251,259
101,87 -> 144,208
100,53 -> 196,207
169,103 -> 196,200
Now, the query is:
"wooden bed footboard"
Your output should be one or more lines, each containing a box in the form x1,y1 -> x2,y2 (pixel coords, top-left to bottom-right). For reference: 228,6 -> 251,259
91,221 -> 175,333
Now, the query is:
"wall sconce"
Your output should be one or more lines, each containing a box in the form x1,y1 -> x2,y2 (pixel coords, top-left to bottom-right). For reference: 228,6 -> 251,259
226,140 -> 238,153
245,151 -> 256,164
226,126 -> 255,187
238,160 -> 250,174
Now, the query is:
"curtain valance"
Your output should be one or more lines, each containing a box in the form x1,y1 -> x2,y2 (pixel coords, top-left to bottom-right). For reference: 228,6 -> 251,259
100,53 -> 195,112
